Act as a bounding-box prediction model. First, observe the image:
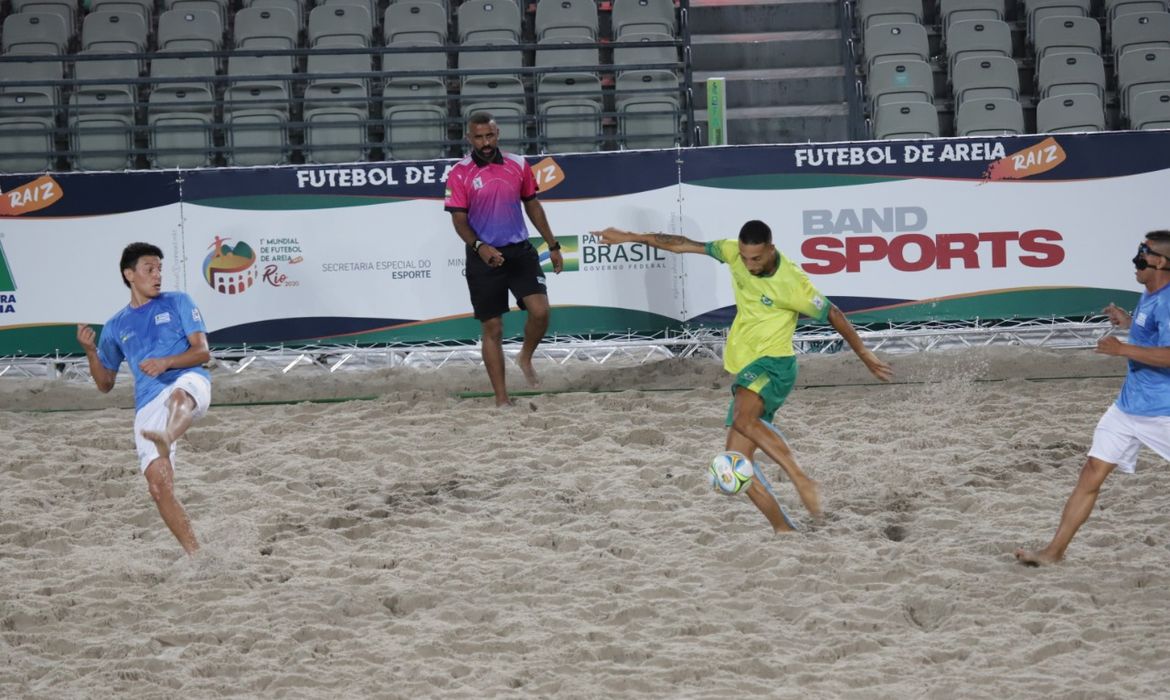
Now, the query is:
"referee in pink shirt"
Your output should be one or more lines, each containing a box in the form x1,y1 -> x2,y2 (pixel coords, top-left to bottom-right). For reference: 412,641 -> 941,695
444,112 -> 564,407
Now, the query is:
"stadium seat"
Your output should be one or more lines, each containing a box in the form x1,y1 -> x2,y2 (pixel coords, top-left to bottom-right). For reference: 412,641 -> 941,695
460,80 -> 527,151
1023,0 -> 1091,44
615,70 -> 679,149
224,82 -> 289,165
321,0 -> 379,29
303,81 -> 371,164
535,0 -> 598,41
952,55 -> 1019,105
246,0 -> 304,32
1037,50 -> 1106,101
158,9 -> 223,52
80,10 -> 148,55
955,96 -> 1025,135
2,12 -> 70,54
855,0 -> 923,31
0,58 -> 64,107
1112,12 -> 1170,64
148,85 -> 215,167
536,37 -> 601,152
457,0 -> 522,44
611,0 -> 675,39
382,48 -> 449,160
0,117 -> 57,172
11,0 -> 78,36
872,101 -> 939,139
863,22 -> 930,75
234,6 -> 299,50
940,0 -> 1005,34
308,4 -> 374,47
163,0 -> 229,29
383,1 -> 448,45
1035,93 -> 1106,131
1106,0 -> 1170,27
946,19 -> 1012,77
1129,88 -> 1170,128
866,59 -> 934,112
69,87 -> 135,170
1119,47 -> 1170,115
1034,15 -> 1101,62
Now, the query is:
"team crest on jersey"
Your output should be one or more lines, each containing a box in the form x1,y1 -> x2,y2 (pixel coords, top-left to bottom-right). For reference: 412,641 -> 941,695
1135,311 -> 1148,327
760,295 -> 774,306
192,308 -> 202,322
813,296 -> 825,310
472,176 -> 484,190
154,312 -> 171,325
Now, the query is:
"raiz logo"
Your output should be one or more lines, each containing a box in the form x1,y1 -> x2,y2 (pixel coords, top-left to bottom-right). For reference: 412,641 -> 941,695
529,236 -> 579,272
0,240 -> 17,314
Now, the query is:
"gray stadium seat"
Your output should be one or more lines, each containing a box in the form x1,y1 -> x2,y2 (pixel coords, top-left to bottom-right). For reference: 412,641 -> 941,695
461,81 -> 527,151
872,101 -> 939,139
246,0 -> 304,31
308,4 -> 373,47
612,30 -> 677,76
1034,15 -> 1102,62
0,117 -> 56,172
69,87 -> 135,170
1036,93 -> 1106,131
80,10 -> 148,55
856,0 -> 923,31
164,0 -> 229,28
615,70 -> 679,149
383,49 -> 449,160
224,82 -> 289,165
535,0 -> 598,41
940,0 -> 1005,34
303,81 -> 370,163
952,55 -> 1019,105
322,0 -> 379,28
151,50 -> 216,94
1119,47 -> 1170,115
74,49 -> 136,100
307,52 -> 371,92
866,59 -> 934,112
863,22 -> 930,75
1037,49 -> 1105,101
459,38 -> 523,87
1024,0 -> 1091,43
2,12 -> 69,54
234,6 -> 299,50
1130,88 -> 1170,128
0,59 -> 64,107
11,0 -> 78,36
1106,0 -> 1170,27
536,37 -> 601,152
946,19 -> 1012,77
611,0 -> 675,39
158,9 -> 223,52
1112,12 -> 1170,63
89,0 -> 152,26
383,1 -> 448,45
148,85 -> 215,167
458,0 -> 521,44
955,96 -> 1024,135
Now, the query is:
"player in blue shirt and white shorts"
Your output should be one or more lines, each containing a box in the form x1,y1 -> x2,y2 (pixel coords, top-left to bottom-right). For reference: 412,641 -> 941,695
77,242 -> 212,555
1017,231 -> 1170,566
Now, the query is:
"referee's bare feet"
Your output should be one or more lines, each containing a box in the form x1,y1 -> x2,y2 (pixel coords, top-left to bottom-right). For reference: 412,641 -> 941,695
517,354 -> 541,387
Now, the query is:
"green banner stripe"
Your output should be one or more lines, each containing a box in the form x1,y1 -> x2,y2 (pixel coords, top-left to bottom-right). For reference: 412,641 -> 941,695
688,174 -> 909,190
188,195 -> 413,210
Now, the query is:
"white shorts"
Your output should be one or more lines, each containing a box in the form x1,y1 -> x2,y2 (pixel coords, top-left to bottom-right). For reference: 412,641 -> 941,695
1088,404 -> 1170,474
132,373 -> 212,473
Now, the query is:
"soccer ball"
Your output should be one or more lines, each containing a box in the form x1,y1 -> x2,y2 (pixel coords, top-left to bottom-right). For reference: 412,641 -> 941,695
708,451 -> 754,495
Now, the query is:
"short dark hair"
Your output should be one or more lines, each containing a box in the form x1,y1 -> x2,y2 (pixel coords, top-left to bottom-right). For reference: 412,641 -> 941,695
120,242 -> 163,288
1147,230 -> 1170,256
738,220 -> 772,245
467,112 -> 495,130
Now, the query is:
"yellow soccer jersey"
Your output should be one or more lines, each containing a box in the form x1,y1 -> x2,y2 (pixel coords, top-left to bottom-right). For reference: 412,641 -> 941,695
706,239 -> 831,373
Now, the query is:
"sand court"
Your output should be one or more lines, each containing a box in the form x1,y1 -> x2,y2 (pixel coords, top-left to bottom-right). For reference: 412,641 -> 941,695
2,346 -> 1169,698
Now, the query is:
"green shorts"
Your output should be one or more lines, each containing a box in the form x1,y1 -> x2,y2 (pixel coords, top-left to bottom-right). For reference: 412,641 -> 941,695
725,355 -> 797,426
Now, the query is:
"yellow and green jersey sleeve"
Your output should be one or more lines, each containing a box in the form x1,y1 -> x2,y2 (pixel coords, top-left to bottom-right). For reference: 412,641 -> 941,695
705,238 -> 831,374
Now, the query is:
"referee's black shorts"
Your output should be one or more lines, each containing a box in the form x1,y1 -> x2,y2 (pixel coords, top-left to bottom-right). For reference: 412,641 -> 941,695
466,241 -> 548,321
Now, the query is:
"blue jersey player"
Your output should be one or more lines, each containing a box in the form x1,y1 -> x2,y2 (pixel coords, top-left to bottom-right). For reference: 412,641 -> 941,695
77,242 -> 212,555
1017,231 -> 1170,566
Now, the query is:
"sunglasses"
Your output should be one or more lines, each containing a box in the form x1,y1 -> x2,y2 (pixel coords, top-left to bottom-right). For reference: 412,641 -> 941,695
1134,242 -> 1168,270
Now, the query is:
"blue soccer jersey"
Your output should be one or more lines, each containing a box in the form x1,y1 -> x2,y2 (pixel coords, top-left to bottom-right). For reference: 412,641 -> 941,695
96,291 -> 210,410
1117,283 -> 1170,417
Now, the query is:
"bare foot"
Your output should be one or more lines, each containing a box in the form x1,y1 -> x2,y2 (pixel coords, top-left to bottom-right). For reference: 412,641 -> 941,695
141,429 -> 173,460
494,397 -> 517,409
794,478 -> 823,520
517,354 -> 540,387
1015,547 -> 1061,567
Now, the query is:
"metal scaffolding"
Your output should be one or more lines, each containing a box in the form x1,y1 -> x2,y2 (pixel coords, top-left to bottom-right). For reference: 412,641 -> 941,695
0,316 -> 1116,382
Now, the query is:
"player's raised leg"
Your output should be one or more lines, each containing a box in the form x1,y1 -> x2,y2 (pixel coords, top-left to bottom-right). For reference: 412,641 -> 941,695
730,387 -> 822,519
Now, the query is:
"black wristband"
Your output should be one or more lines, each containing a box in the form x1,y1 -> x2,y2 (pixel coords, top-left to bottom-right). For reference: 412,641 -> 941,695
548,241 -> 561,252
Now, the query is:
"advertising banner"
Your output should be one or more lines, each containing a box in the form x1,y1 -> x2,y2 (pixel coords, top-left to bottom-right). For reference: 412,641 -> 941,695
2,132 -> 1167,356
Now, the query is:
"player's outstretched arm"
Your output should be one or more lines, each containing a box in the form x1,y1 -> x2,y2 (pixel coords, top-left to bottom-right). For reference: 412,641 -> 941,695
593,227 -> 707,255
827,306 -> 893,382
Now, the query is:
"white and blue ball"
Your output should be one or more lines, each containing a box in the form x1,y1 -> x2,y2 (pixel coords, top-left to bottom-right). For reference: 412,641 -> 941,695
708,451 -> 754,495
